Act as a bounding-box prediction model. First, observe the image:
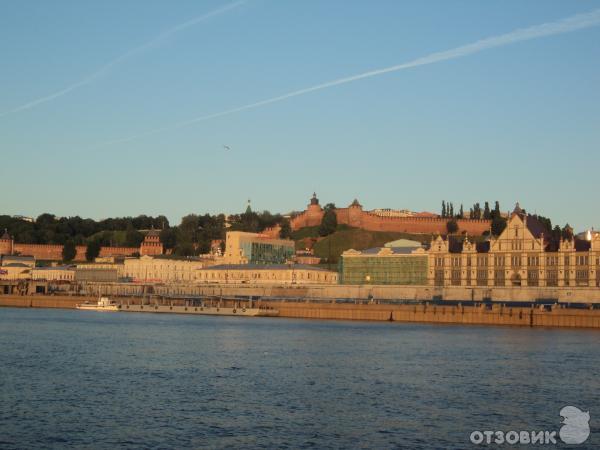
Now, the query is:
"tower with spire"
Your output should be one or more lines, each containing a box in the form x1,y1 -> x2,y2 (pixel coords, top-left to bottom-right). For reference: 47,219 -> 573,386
139,227 -> 163,256
0,229 -> 14,256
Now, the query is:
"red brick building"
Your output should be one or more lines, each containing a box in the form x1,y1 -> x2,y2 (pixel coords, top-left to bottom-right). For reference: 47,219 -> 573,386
140,229 -> 164,256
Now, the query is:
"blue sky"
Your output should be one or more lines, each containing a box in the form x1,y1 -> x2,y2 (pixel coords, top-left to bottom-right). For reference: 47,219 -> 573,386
1,0 -> 599,230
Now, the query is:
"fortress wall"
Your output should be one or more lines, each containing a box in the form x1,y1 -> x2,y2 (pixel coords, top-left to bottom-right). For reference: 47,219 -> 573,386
11,243 -> 137,261
99,246 -> 138,257
291,205 -> 491,235
14,244 -> 63,260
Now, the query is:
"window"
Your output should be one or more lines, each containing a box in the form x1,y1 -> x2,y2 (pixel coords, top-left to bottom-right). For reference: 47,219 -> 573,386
546,270 -> 558,287
527,270 -> 539,287
451,270 -> 461,286
494,270 -> 505,287
511,255 -> 521,267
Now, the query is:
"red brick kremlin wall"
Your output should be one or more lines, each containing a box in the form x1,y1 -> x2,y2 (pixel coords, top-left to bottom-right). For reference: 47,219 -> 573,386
291,201 -> 491,236
11,243 -> 138,261
1,230 -> 159,261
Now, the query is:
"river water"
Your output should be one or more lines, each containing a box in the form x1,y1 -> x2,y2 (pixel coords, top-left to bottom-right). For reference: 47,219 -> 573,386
0,307 -> 599,449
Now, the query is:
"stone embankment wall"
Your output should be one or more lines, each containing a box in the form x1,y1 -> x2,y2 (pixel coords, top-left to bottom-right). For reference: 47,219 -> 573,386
2,294 -> 600,329
261,301 -> 600,328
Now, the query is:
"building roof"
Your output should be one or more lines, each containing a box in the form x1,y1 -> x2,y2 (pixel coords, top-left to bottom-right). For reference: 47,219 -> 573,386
384,239 -> 422,248
525,215 -> 547,239
202,264 -> 334,272
574,239 -> 591,252
343,247 -> 421,257
2,255 -> 34,262
1,229 -> 11,240
34,265 -> 75,270
3,263 -> 30,268
145,228 -> 161,237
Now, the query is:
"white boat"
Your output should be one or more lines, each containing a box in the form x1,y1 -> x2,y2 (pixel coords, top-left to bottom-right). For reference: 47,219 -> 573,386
76,297 -> 120,312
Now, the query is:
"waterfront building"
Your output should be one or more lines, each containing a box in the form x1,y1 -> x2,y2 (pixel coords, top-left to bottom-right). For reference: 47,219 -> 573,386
427,204 -> 600,287
31,266 -> 75,282
121,255 -> 218,283
339,244 -> 428,285
74,267 -> 119,283
1,255 -> 35,268
196,264 -> 338,284
223,231 -> 295,265
0,263 -> 31,280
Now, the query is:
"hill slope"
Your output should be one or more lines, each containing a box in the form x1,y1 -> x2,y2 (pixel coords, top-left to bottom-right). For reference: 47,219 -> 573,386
310,227 -> 433,263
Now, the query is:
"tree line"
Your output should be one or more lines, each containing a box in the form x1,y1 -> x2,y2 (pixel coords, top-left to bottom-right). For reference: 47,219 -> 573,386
1,208 -> 293,261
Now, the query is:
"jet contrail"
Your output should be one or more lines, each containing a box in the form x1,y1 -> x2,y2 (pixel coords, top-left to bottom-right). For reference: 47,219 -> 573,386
0,1 -> 245,117
91,7 -> 600,148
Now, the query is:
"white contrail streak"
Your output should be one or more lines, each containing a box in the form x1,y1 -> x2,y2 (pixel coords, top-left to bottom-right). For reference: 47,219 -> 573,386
91,7 -> 600,148
0,1 -> 245,117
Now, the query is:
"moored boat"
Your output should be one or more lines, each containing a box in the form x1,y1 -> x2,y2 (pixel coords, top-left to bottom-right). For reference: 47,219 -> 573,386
76,297 -> 120,311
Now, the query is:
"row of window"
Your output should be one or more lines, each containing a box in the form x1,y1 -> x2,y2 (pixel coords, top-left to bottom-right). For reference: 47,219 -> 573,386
438,254 -> 595,268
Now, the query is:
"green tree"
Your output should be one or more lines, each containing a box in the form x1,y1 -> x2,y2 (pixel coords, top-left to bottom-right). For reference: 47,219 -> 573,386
561,224 -> 573,241
491,217 -> 507,236
441,201 -> 446,218
160,228 -> 177,250
125,224 -> 144,247
492,201 -> 501,220
319,203 -> 337,237
85,240 -> 101,261
62,241 -> 77,262
175,214 -> 200,255
459,204 -> 464,219
552,225 -> 562,243
446,219 -> 458,234
279,219 -> 292,239
483,202 -> 491,220
472,203 -> 481,219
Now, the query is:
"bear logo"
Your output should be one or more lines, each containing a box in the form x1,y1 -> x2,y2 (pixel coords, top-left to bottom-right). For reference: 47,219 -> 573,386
559,406 -> 590,445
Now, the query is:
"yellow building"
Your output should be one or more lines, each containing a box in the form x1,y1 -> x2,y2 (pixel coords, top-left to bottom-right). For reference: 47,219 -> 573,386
223,231 -> 295,265
427,204 -> 600,288
196,264 -> 338,285
31,266 -> 75,282
121,255 -> 218,282
0,255 -> 35,280
0,263 -> 32,280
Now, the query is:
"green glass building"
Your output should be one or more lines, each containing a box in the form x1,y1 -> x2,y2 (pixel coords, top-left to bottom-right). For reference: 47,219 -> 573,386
339,247 -> 428,285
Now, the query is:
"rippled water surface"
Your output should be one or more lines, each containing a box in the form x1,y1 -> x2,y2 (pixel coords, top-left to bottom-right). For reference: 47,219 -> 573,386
1,307 -> 599,449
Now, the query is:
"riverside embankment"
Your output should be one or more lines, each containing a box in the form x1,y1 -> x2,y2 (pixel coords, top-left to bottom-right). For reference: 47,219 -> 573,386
73,282 -> 600,304
2,294 -> 600,329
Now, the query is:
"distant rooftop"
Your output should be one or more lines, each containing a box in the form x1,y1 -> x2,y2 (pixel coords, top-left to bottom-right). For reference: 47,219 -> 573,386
348,247 -> 421,255
202,264 -> 334,272
2,255 -> 34,261
383,239 -> 422,248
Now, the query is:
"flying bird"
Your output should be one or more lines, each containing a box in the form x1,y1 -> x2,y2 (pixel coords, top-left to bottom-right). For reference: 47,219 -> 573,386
223,145 -> 231,150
